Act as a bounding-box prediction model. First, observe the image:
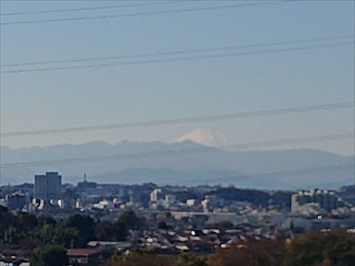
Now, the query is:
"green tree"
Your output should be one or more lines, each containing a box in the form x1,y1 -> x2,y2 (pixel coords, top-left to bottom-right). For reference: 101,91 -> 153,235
96,221 -> 116,241
106,248 -> 174,266
3,226 -> 22,244
113,221 -> 128,241
37,216 -> 57,227
176,252 -> 207,266
208,239 -> 285,266
39,224 -> 56,244
284,230 -> 355,266
53,225 -> 79,248
17,211 -> 38,231
30,244 -> 68,266
64,214 -> 96,247
0,207 -> 16,229
117,210 -> 146,230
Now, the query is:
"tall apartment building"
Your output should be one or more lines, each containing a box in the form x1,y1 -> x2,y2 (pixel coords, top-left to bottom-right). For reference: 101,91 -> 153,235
34,172 -> 62,201
291,189 -> 346,213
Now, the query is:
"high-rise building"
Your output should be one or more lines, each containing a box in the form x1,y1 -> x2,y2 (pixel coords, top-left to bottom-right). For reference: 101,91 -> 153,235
34,172 -> 62,201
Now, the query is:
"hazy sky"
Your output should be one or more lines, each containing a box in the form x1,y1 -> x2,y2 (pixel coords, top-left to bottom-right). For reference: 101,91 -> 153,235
1,1 -> 354,155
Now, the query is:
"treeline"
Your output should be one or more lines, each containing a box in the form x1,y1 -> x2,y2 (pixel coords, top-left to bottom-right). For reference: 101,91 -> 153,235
207,187 -> 292,209
0,205 -> 145,249
105,230 -> 355,266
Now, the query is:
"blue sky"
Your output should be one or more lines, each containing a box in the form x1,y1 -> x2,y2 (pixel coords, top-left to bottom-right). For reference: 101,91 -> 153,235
0,1 -> 354,155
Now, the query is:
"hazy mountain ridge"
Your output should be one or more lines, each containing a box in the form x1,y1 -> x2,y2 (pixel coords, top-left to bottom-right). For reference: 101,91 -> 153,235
1,139 -> 353,189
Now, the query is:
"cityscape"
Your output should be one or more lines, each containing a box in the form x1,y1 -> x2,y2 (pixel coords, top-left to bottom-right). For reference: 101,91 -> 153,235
0,172 -> 354,265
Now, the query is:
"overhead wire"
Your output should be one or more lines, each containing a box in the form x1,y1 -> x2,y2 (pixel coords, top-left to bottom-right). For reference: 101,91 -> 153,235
0,2 -> 288,26
2,41 -> 353,74
1,132 -> 353,169
0,1 -> 353,188
1,102 -> 353,138
2,35 -> 353,68
0,2 -> 179,17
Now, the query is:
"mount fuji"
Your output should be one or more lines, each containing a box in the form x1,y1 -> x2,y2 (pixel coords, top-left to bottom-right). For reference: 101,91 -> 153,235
173,128 -> 228,148
1,129 -> 353,189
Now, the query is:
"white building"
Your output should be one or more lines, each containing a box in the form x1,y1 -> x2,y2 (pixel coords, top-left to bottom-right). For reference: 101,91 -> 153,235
201,196 -> 210,213
186,199 -> 196,206
150,188 -> 162,202
93,199 -> 115,210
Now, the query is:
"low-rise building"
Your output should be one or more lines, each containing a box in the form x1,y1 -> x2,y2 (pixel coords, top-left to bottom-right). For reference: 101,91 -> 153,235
67,248 -> 102,266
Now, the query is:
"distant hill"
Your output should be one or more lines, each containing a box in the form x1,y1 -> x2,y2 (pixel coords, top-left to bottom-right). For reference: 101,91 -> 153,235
0,139 -> 353,190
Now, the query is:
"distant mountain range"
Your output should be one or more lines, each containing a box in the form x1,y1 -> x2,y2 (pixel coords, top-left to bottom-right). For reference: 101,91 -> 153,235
1,130 -> 354,190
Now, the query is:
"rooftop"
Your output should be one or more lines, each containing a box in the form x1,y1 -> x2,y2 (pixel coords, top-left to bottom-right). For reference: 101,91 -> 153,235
67,248 -> 101,257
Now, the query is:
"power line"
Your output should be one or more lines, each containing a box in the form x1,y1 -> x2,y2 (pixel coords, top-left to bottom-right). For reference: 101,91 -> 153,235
2,35 -> 353,68
0,2 -> 178,17
2,41 -> 353,74
174,164 -> 355,185
0,2 -> 289,26
1,102 -> 353,138
1,132 -> 353,169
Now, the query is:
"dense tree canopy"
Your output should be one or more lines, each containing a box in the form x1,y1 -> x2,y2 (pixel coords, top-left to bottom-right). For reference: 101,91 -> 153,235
0,208 -> 146,249
30,244 -> 68,266
208,239 -> 285,266
64,214 -> 96,246
105,248 -> 175,266
284,230 -> 355,266
176,252 -> 207,266
117,209 -> 146,230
